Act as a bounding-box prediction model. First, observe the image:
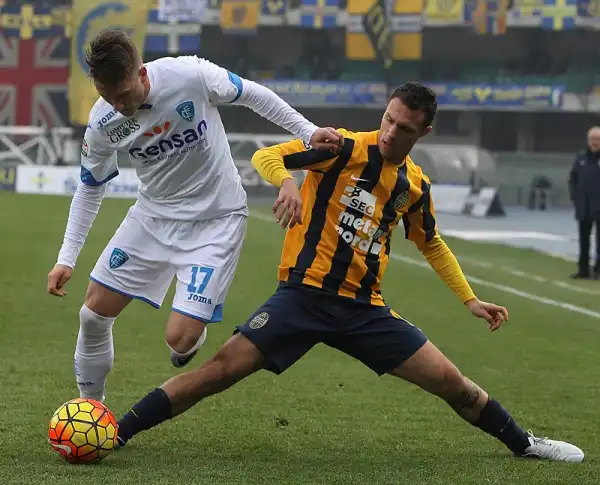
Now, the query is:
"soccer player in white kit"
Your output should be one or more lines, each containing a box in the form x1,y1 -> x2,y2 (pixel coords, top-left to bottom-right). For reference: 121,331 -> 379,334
46,30 -> 343,403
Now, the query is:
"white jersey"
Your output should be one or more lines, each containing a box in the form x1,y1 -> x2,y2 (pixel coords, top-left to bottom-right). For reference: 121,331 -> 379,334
57,55 -> 319,268
82,56 -> 249,221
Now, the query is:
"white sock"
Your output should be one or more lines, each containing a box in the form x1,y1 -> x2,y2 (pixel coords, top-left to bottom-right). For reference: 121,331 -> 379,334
168,326 -> 207,358
74,305 -> 115,402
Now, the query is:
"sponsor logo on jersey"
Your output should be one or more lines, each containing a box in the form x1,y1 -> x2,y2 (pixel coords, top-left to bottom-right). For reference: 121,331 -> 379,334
97,109 -> 117,129
107,118 -> 141,143
335,183 -> 385,255
129,120 -> 208,163
143,121 -> 171,137
176,101 -> 195,122
81,139 -> 89,157
109,248 -> 129,269
340,185 -> 376,217
334,211 -> 384,255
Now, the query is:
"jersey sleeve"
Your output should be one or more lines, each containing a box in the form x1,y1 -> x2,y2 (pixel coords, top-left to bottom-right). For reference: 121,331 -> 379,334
194,57 -> 243,105
401,174 -> 437,249
280,128 -> 353,172
402,177 -> 476,303
79,125 -> 119,186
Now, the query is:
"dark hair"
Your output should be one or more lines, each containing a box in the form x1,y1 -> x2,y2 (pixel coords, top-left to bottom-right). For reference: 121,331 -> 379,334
389,82 -> 438,128
85,30 -> 140,86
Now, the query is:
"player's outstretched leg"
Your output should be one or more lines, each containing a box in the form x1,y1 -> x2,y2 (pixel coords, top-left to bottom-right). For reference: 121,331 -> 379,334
116,332 -> 264,446
164,311 -> 208,368
75,281 -> 131,402
389,341 -> 584,462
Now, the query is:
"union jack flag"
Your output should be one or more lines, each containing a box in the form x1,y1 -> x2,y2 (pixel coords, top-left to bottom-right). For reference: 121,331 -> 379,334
0,36 -> 69,127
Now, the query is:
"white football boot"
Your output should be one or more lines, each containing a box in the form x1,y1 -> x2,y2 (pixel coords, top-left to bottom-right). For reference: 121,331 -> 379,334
521,430 -> 584,462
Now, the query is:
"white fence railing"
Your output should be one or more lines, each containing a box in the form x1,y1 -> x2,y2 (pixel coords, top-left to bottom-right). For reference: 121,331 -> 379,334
0,126 -> 76,166
0,126 -> 294,167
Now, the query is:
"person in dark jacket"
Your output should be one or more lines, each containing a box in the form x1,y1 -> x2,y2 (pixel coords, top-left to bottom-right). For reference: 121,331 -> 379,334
569,127 -> 600,279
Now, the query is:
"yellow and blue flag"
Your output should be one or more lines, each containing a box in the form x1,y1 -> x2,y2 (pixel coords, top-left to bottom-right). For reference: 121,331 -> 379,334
466,0 -> 511,35
299,0 -> 340,28
262,0 -> 287,17
220,0 -> 261,33
0,3 -> 72,39
392,0 -> 423,60
424,0 -> 464,23
69,0 -> 150,125
539,0 -> 577,30
145,7 -> 202,53
346,0 -> 423,61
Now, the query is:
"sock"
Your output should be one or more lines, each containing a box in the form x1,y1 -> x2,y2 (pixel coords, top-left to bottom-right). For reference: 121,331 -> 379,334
117,388 -> 172,445
74,305 -> 115,402
167,326 -> 207,358
473,398 -> 531,455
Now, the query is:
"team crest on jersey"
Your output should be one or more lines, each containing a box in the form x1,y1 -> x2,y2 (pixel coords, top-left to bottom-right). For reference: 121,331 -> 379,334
393,190 -> 410,210
249,312 -> 269,329
109,248 -> 129,269
176,101 -> 195,122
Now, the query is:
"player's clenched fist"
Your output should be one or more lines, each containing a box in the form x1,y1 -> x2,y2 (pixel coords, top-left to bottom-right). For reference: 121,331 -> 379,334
309,127 -> 344,153
47,264 -> 73,297
273,178 -> 303,229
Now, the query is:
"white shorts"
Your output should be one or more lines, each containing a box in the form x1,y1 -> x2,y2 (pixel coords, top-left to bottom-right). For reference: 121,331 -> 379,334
90,206 -> 247,322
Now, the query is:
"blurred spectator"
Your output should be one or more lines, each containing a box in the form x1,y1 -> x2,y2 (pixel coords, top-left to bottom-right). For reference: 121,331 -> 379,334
568,127 -> 600,279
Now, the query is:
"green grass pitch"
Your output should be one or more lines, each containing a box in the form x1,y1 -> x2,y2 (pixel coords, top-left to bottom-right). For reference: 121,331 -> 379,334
0,192 -> 599,484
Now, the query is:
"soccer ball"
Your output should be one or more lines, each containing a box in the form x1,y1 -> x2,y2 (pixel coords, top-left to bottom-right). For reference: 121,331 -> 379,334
48,398 -> 118,464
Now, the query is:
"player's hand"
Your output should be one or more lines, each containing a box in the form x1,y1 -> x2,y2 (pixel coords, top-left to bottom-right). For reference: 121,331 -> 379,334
273,178 -> 302,229
465,298 -> 509,332
309,127 -> 344,153
47,264 -> 73,297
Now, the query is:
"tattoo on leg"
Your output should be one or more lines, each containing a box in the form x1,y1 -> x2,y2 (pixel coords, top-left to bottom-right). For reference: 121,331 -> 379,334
449,378 -> 482,414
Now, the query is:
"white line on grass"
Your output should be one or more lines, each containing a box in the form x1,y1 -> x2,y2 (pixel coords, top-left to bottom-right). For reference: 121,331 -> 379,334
249,211 -> 600,320
455,255 -> 600,295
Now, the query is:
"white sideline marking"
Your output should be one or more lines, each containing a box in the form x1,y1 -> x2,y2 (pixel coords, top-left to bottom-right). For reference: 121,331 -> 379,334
249,211 -> 600,320
442,229 -> 569,242
454,255 -> 600,296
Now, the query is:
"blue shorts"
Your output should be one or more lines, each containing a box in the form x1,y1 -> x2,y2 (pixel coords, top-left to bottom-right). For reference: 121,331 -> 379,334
235,282 -> 428,376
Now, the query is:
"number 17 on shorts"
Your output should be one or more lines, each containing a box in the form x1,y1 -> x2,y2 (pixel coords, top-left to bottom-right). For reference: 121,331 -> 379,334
173,264 -> 224,323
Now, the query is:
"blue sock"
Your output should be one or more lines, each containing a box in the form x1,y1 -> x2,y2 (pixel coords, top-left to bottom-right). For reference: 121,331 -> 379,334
117,388 -> 172,446
473,398 -> 531,455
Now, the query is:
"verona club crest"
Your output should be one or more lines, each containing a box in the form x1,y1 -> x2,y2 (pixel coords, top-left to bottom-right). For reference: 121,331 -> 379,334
393,190 -> 410,210
176,101 -> 195,122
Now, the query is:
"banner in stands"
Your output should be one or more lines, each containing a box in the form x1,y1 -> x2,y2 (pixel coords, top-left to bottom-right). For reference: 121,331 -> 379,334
260,81 -> 388,107
15,166 -> 504,217
426,83 -> 565,109
69,0 -> 150,126
16,166 -> 140,198
15,164 -> 282,199
0,167 -> 17,191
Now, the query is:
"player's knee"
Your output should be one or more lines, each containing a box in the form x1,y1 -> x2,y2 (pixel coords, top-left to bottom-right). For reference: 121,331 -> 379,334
204,338 -> 259,386
165,323 -> 207,354
77,305 -> 115,346
202,350 -> 238,385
